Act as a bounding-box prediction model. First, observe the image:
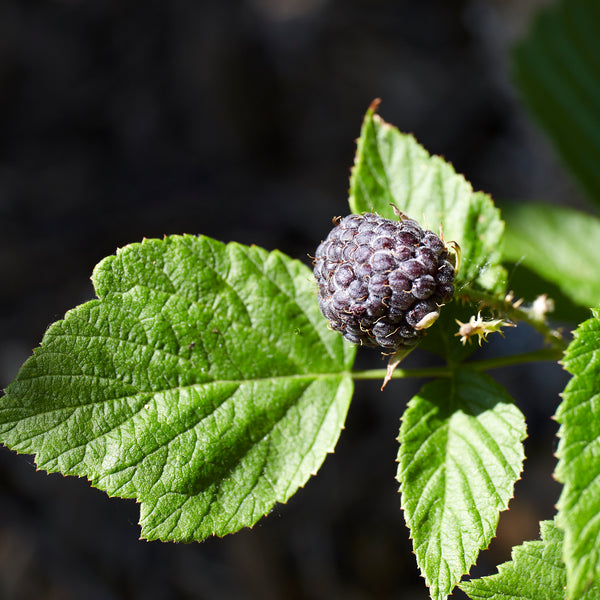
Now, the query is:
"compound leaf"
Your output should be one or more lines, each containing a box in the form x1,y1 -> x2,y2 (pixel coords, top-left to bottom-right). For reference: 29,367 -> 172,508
512,0 -> 600,207
502,202 -> 600,310
0,235 -> 356,542
555,308 -> 600,597
460,520 -> 600,600
349,101 -> 506,295
397,368 -> 526,600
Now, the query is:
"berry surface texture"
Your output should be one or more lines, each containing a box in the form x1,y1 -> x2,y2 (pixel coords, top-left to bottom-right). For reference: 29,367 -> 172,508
313,213 -> 455,351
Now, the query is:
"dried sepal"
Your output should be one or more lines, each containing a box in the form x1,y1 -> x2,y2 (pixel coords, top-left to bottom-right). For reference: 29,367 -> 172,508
381,346 -> 415,390
455,312 -> 516,346
529,294 -> 555,321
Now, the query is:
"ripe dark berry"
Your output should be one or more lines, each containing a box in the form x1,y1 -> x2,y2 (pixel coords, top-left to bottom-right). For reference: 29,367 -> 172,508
313,212 -> 456,351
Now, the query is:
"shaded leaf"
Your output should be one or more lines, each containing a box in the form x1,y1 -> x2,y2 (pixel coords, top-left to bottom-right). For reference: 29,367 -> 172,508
512,0 -> 600,206
417,301 -> 480,364
503,261 -> 591,325
0,235 -> 356,542
397,368 -> 526,600
502,202 -> 600,310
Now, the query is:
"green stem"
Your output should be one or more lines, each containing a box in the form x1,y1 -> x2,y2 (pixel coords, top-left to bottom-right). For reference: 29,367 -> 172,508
351,346 -> 564,381
461,288 -> 567,350
352,366 -> 452,380
465,346 -> 564,371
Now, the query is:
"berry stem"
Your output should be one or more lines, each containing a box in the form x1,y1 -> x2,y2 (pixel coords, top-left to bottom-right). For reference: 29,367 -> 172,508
350,346 -> 564,381
458,288 -> 567,350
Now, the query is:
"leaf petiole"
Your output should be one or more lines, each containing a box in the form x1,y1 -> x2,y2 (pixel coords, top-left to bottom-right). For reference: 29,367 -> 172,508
351,346 -> 564,382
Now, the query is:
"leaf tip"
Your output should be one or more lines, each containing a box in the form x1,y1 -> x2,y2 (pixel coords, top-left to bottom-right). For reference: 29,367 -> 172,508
368,97 -> 382,114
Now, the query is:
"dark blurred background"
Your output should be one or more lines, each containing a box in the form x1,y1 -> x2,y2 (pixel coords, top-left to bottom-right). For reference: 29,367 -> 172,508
0,0 -> 582,598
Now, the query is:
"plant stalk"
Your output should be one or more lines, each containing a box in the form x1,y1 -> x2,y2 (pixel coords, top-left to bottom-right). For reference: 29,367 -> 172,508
351,346 -> 564,381
459,288 -> 568,350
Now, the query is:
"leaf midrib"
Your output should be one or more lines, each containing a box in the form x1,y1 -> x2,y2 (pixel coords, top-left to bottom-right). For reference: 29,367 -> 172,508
7,369 -> 351,413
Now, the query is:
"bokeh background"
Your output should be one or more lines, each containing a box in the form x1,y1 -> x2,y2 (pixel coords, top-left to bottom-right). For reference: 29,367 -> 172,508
0,1 -> 583,598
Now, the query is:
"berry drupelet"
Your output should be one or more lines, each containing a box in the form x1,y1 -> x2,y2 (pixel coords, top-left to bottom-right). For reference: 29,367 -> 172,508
313,212 -> 456,351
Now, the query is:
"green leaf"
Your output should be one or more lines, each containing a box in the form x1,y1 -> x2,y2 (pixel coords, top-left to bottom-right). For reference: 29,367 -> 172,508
502,262 -> 591,325
502,202 -> 600,310
397,368 -> 526,600
460,520 -> 600,600
512,0 -> 600,206
0,235 -> 356,542
555,308 -> 600,597
349,101 -> 506,295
